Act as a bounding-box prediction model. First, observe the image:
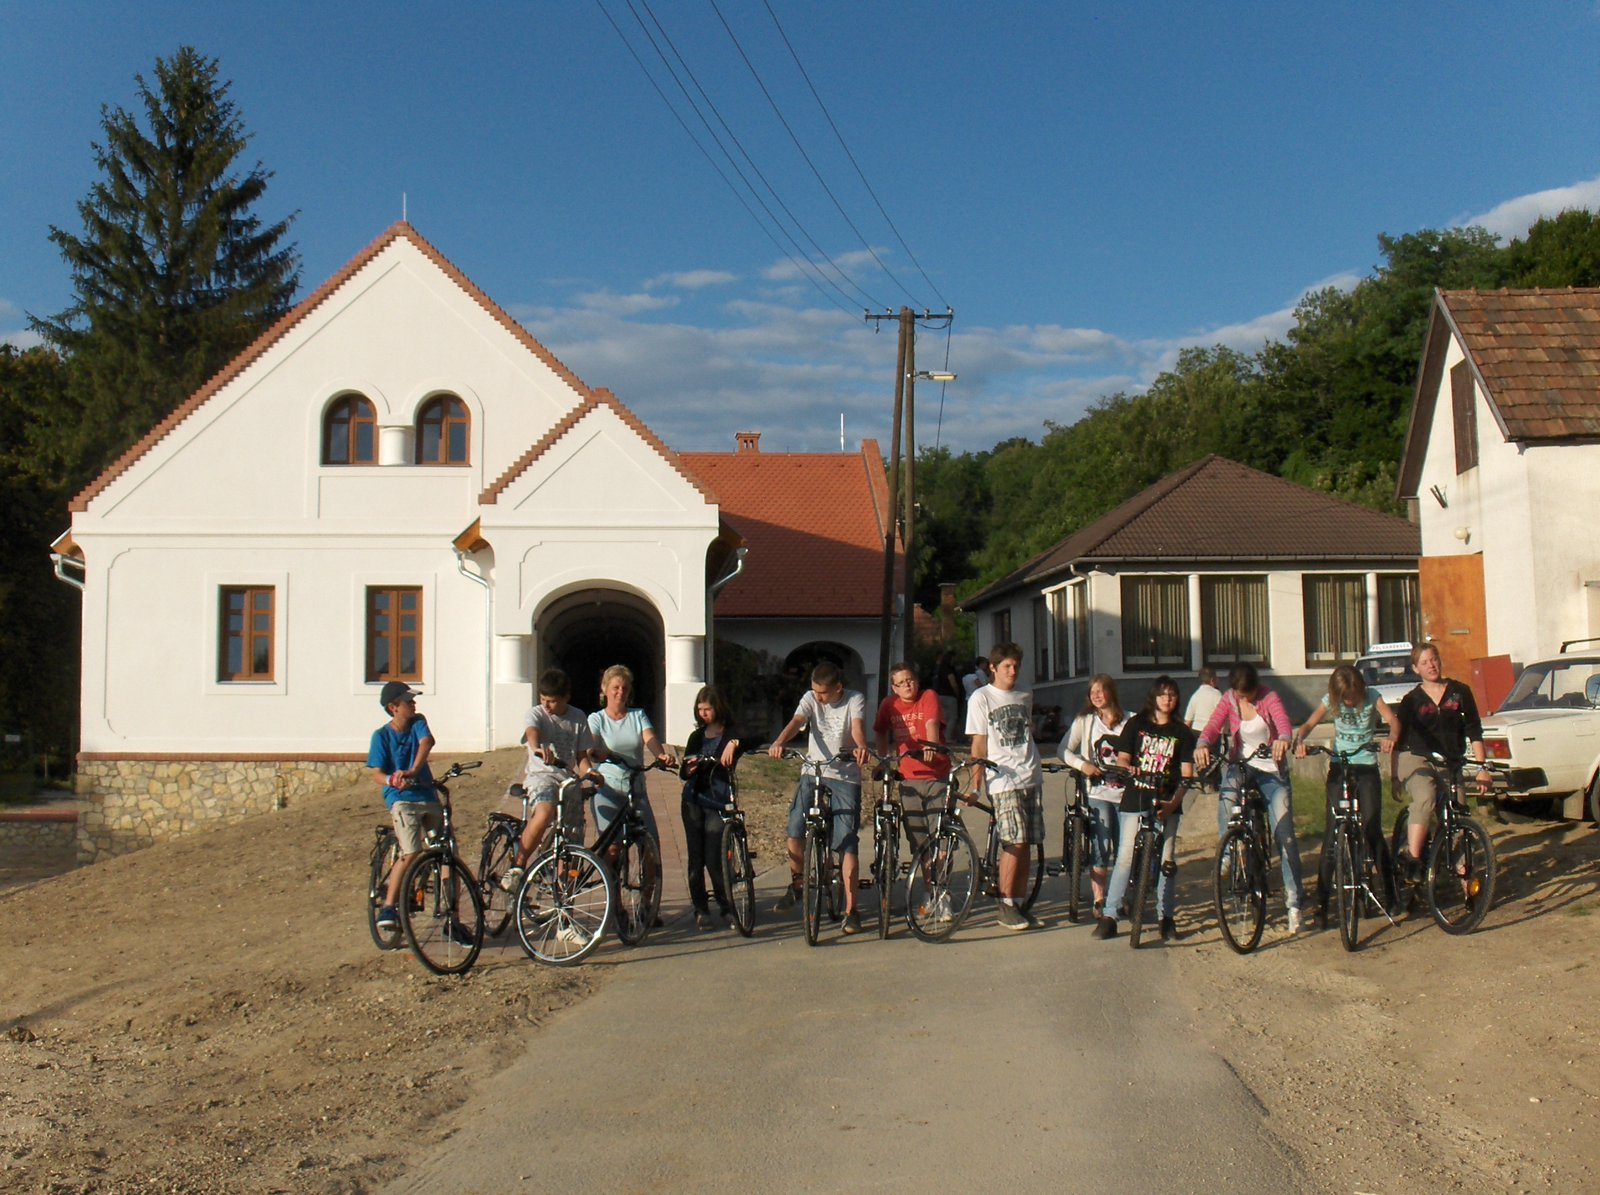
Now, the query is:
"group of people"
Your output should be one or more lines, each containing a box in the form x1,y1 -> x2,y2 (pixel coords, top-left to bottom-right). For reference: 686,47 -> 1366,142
366,638 -> 1486,945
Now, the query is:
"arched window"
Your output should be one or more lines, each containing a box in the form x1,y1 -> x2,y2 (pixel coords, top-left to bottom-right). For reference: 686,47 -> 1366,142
323,394 -> 377,465
416,395 -> 470,465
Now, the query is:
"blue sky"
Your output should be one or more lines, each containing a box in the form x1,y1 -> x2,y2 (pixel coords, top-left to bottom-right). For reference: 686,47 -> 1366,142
3,1 -> 1598,453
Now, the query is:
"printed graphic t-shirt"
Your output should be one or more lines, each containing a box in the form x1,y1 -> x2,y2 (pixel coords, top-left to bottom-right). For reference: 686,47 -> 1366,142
1112,714 -> 1196,813
965,683 -> 1041,793
873,689 -> 950,781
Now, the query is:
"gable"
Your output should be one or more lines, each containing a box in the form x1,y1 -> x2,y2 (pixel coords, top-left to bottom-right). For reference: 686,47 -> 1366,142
69,223 -> 593,519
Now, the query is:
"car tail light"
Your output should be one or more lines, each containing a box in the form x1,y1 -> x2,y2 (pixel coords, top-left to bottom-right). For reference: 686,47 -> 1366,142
1484,737 -> 1511,760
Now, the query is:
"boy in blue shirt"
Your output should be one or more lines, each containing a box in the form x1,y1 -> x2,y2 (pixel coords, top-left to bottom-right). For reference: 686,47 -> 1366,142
368,681 -> 442,935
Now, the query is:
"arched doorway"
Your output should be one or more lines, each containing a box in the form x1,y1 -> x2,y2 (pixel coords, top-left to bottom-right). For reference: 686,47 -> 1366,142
538,588 -> 666,726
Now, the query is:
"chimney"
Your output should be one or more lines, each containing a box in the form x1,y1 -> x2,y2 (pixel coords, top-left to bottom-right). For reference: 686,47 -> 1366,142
736,431 -> 761,453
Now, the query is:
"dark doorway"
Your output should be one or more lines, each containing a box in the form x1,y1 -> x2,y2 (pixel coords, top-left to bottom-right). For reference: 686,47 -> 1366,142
538,589 -> 665,726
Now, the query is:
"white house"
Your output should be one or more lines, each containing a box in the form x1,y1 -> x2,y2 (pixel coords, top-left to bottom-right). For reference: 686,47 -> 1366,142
1397,288 -> 1600,681
960,456 -> 1420,718
52,223 -> 732,858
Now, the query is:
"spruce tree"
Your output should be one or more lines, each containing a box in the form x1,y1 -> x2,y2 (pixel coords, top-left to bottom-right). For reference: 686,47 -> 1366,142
31,46 -> 299,480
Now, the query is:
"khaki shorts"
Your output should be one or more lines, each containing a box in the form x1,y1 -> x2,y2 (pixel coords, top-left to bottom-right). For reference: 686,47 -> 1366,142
390,800 -> 441,855
1395,751 -> 1446,828
992,786 -> 1044,846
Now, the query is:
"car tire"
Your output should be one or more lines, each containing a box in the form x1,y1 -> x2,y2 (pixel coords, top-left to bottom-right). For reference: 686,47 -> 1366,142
1588,772 -> 1600,826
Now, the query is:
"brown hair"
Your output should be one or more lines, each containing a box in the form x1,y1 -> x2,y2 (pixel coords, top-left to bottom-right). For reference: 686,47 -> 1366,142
1411,642 -> 1441,668
988,641 -> 1023,667
692,684 -> 733,727
1327,663 -> 1366,706
1078,673 -> 1124,723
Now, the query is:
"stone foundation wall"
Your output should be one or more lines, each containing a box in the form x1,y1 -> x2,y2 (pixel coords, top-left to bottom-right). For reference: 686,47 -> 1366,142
75,759 -> 367,862
0,814 -> 77,861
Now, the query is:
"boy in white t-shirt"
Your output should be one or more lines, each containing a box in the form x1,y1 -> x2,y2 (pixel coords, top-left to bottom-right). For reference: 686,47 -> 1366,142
500,668 -> 595,893
965,642 -> 1043,931
767,661 -> 870,932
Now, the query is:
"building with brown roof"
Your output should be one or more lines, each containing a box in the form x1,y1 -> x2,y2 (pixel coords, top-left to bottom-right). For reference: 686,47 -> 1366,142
962,456 -> 1420,716
1397,287 -> 1600,676
682,432 -> 898,732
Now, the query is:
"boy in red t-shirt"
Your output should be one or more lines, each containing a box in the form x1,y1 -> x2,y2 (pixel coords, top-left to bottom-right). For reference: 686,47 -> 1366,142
872,662 -> 952,855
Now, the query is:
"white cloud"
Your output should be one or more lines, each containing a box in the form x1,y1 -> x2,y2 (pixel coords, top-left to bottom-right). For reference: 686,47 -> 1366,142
1458,174 -> 1600,241
644,269 -> 737,290
571,290 -> 679,317
0,298 -> 43,350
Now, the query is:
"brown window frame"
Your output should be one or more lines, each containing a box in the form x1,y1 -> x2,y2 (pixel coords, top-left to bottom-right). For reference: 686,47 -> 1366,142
323,394 -> 378,466
416,395 -> 470,465
219,586 -> 275,682
366,586 -> 423,682
1121,576 -> 1189,671
1451,361 -> 1478,474
1200,575 -> 1270,667
1302,573 -> 1366,667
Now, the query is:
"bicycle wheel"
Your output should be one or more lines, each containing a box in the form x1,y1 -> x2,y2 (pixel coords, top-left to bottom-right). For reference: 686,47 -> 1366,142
1390,809 -> 1416,914
1426,818 -> 1495,934
1019,840 -> 1045,913
1128,834 -> 1152,949
477,823 -> 519,939
906,824 -> 979,943
516,845 -> 613,965
802,833 -> 827,946
875,821 -> 898,939
1214,828 -> 1266,954
1334,825 -> 1360,952
1066,814 -> 1088,924
367,830 -> 402,950
400,851 -> 484,976
721,822 -> 755,937
613,832 -> 663,946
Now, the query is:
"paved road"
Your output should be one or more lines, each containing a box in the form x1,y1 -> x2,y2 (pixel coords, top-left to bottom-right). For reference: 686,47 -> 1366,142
390,776 -> 1310,1193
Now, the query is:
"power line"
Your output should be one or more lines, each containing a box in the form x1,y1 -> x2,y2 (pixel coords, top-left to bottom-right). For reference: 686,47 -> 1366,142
624,0 -> 887,311
594,0 -> 855,315
761,0 -> 951,310
710,0 -> 923,308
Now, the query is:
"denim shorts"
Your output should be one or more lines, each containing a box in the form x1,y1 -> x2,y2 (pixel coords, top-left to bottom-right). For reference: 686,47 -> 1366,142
787,775 -> 861,855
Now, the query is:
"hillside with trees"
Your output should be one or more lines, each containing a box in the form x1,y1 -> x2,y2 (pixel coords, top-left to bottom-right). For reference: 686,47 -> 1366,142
913,210 -> 1600,609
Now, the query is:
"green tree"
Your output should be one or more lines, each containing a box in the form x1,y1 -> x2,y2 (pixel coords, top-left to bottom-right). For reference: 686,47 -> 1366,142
1502,209 -> 1600,287
31,45 -> 299,481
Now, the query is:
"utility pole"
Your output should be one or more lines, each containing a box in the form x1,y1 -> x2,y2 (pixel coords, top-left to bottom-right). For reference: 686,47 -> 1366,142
866,306 -> 954,705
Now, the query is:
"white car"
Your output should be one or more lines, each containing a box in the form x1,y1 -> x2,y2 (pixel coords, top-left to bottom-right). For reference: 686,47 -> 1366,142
1481,646 -> 1600,821
1355,641 -> 1418,707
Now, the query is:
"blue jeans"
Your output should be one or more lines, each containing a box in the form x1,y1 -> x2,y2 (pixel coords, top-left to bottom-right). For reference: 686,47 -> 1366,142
592,777 -> 660,839
1104,808 -> 1181,922
1086,797 -> 1119,870
786,775 -> 861,855
1217,764 -> 1305,910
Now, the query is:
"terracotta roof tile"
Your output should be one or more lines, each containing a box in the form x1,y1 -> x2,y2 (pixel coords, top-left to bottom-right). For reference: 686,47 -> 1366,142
680,440 -> 894,619
1439,288 -> 1600,441
967,456 -> 1419,607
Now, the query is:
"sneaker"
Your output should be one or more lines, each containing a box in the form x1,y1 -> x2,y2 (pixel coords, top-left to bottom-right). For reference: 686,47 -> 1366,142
1090,915 -> 1118,940
997,903 -> 1030,932
556,922 -> 586,946
775,884 -> 801,912
1021,906 -> 1042,930
841,910 -> 863,935
499,866 -> 525,894
375,905 -> 400,934
1159,916 -> 1177,942
693,910 -> 714,931
918,892 -> 953,924
1287,906 -> 1305,935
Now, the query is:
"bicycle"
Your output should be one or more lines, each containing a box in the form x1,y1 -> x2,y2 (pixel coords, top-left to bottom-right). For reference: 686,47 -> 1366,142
513,763 -> 616,966
586,757 -> 669,946
395,760 -> 486,976
774,748 -> 857,946
1390,752 -> 1497,934
366,823 -> 404,951
902,754 -> 1056,941
1303,741 -> 1396,951
1060,768 -> 1100,924
1211,746 -> 1280,955
684,752 -> 757,937
477,781 -> 535,939
861,747 -> 908,939
1109,764 -> 1182,950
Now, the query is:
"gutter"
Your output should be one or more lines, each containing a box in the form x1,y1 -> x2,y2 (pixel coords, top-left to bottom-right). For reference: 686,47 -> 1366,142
710,546 -> 747,596
453,548 -> 493,751
51,552 -> 85,592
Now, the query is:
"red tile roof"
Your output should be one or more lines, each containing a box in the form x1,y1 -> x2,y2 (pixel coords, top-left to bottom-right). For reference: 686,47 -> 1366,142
967,455 -> 1419,607
1399,288 -> 1600,499
69,222 -> 595,513
680,440 -> 896,618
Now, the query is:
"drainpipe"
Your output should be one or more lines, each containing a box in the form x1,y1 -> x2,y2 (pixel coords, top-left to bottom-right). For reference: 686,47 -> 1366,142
51,553 -> 85,592
710,546 -> 747,596
454,548 -> 493,751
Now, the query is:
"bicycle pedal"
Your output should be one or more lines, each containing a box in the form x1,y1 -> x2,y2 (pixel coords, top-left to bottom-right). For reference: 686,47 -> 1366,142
1044,863 -> 1063,877
859,877 -> 875,889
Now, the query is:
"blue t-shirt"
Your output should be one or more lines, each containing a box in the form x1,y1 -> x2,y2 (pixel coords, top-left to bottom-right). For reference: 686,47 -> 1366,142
1324,694 -> 1381,766
588,708 -> 654,794
368,714 -> 437,807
